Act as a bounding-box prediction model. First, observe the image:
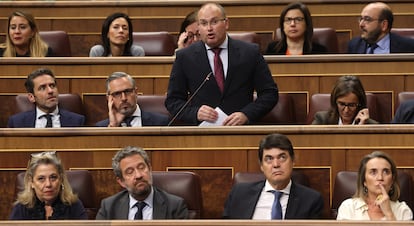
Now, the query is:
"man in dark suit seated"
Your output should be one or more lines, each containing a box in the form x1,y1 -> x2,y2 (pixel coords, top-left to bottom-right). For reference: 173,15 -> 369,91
165,2 -> 278,126
8,68 -> 85,128
96,146 -> 188,219
348,2 -> 414,54
391,99 -> 414,123
223,133 -> 324,219
95,72 -> 168,127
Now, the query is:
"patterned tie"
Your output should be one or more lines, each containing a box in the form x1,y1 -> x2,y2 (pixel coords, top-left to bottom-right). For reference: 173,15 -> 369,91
134,201 -> 147,220
368,43 -> 378,54
44,114 -> 53,128
212,48 -> 224,93
270,190 -> 283,219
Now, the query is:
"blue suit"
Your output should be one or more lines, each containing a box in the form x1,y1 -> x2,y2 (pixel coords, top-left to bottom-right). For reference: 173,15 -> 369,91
95,111 -> 169,127
392,99 -> 414,123
347,32 -> 414,53
223,180 -> 324,219
8,109 -> 85,128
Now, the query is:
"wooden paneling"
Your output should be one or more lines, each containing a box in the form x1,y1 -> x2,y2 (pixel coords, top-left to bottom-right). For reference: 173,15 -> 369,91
0,126 -> 414,219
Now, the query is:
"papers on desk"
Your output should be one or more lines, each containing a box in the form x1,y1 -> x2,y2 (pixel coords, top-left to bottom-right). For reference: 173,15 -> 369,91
199,107 -> 228,126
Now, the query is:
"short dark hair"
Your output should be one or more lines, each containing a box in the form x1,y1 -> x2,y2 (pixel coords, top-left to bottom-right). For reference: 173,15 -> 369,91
112,146 -> 151,179
258,133 -> 295,163
101,12 -> 134,56
179,10 -> 198,34
24,68 -> 56,93
379,6 -> 393,30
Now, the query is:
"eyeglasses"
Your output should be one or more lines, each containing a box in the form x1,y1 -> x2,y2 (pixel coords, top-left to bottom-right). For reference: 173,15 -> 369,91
337,101 -> 360,110
109,88 -> 135,98
284,17 -> 305,25
358,16 -> 382,24
30,151 -> 57,158
198,18 -> 226,27
186,31 -> 200,40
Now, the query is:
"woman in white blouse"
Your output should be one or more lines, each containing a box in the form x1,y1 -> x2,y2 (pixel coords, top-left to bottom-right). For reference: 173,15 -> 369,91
337,151 -> 412,220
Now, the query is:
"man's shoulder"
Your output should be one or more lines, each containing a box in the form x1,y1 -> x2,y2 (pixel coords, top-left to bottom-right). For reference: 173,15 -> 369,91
153,186 -> 185,202
10,110 -> 35,119
60,109 -> 84,117
292,182 -> 322,198
101,190 -> 129,203
95,118 -> 109,127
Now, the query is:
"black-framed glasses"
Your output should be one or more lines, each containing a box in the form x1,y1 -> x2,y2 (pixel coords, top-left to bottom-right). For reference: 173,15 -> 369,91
186,31 -> 200,40
198,18 -> 226,27
109,88 -> 135,98
358,16 -> 382,24
284,17 -> 305,25
337,101 -> 360,109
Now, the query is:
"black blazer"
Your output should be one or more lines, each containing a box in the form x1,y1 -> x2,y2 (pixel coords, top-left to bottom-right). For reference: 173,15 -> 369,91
392,99 -> 414,123
347,32 -> 414,53
223,180 -> 324,219
265,41 -> 328,55
7,109 -> 85,128
165,37 -> 278,125
95,110 -> 169,126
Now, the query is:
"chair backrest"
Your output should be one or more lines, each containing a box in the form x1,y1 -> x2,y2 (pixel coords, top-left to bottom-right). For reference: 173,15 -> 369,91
233,171 -> 309,187
275,27 -> 339,53
397,92 -> 414,110
331,170 -> 414,219
137,95 -> 169,117
152,171 -> 203,219
306,93 -> 377,124
254,93 -> 296,124
391,28 -> 414,40
133,32 -> 175,56
15,94 -> 84,115
16,170 -> 97,219
39,31 -> 72,57
228,32 -> 261,48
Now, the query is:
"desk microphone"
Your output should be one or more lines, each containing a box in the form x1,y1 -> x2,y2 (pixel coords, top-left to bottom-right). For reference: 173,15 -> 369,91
167,72 -> 212,126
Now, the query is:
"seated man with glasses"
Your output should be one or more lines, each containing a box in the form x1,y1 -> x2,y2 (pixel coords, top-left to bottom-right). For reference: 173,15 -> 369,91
311,75 -> 378,125
96,72 -> 168,127
265,2 -> 327,55
348,2 -> 414,54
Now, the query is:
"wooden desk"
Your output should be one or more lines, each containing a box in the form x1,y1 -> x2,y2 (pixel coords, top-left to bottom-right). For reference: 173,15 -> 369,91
0,126 -> 413,219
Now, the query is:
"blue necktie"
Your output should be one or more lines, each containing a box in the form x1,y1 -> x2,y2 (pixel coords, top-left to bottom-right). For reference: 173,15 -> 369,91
270,190 -> 283,219
368,43 -> 378,54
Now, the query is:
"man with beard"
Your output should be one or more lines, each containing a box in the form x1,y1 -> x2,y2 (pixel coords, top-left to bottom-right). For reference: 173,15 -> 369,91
223,133 -> 323,219
348,2 -> 414,54
96,72 -> 168,127
95,146 -> 188,219
8,68 -> 85,127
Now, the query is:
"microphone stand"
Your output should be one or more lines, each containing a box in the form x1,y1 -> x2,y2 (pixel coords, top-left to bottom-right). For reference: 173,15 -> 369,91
167,72 -> 212,126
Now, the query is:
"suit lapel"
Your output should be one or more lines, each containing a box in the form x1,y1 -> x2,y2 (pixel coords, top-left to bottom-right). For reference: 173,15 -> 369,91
245,181 -> 265,218
223,37 -> 239,95
28,110 -> 37,127
152,188 -> 167,219
117,192 -> 130,219
285,182 -> 299,219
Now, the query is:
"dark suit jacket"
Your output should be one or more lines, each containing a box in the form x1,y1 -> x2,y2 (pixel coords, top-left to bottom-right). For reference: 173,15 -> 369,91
7,109 -> 85,128
392,99 -> 414,123
165,37 -> 278,125
95,188 -> 188,220
222,180 -> 323,219
95,111 -> 169,126
312,111 -> 378,125
347,32 -> 414,53
265,41 -> 328,55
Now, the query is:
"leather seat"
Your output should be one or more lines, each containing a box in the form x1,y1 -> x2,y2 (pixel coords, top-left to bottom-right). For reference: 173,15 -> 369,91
16,170 -> 97,219
306,93 -> 378,124
152,171 -> 203,219
133,31 -> 175,56
39,31 -> 72,57
275,27 -> 339,53
254,93 -> 296,124
228,32 -> 261,48
397,91 -> 414,110
15,94 -> 84,116
331,170 -> 414,219
391,28 -> 414,40
233,171 -> 309,187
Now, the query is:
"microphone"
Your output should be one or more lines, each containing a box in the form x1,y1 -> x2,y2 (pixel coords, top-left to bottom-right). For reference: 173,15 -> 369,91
167,72 -> 212,126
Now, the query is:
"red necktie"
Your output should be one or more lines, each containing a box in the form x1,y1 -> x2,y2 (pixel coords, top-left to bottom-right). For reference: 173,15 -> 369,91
212,48 -> 224,93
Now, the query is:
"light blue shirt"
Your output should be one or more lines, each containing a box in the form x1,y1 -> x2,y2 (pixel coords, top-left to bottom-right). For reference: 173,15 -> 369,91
367,34 -> 390,54
128,186 -> 154,220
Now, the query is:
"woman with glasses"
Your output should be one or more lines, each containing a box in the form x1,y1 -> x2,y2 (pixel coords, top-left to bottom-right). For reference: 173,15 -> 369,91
10,151 -> 88,220
311,75 -> 378,125
89,12 -> 145,57
176,10 -> 199,52
265,2 -> 327,55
